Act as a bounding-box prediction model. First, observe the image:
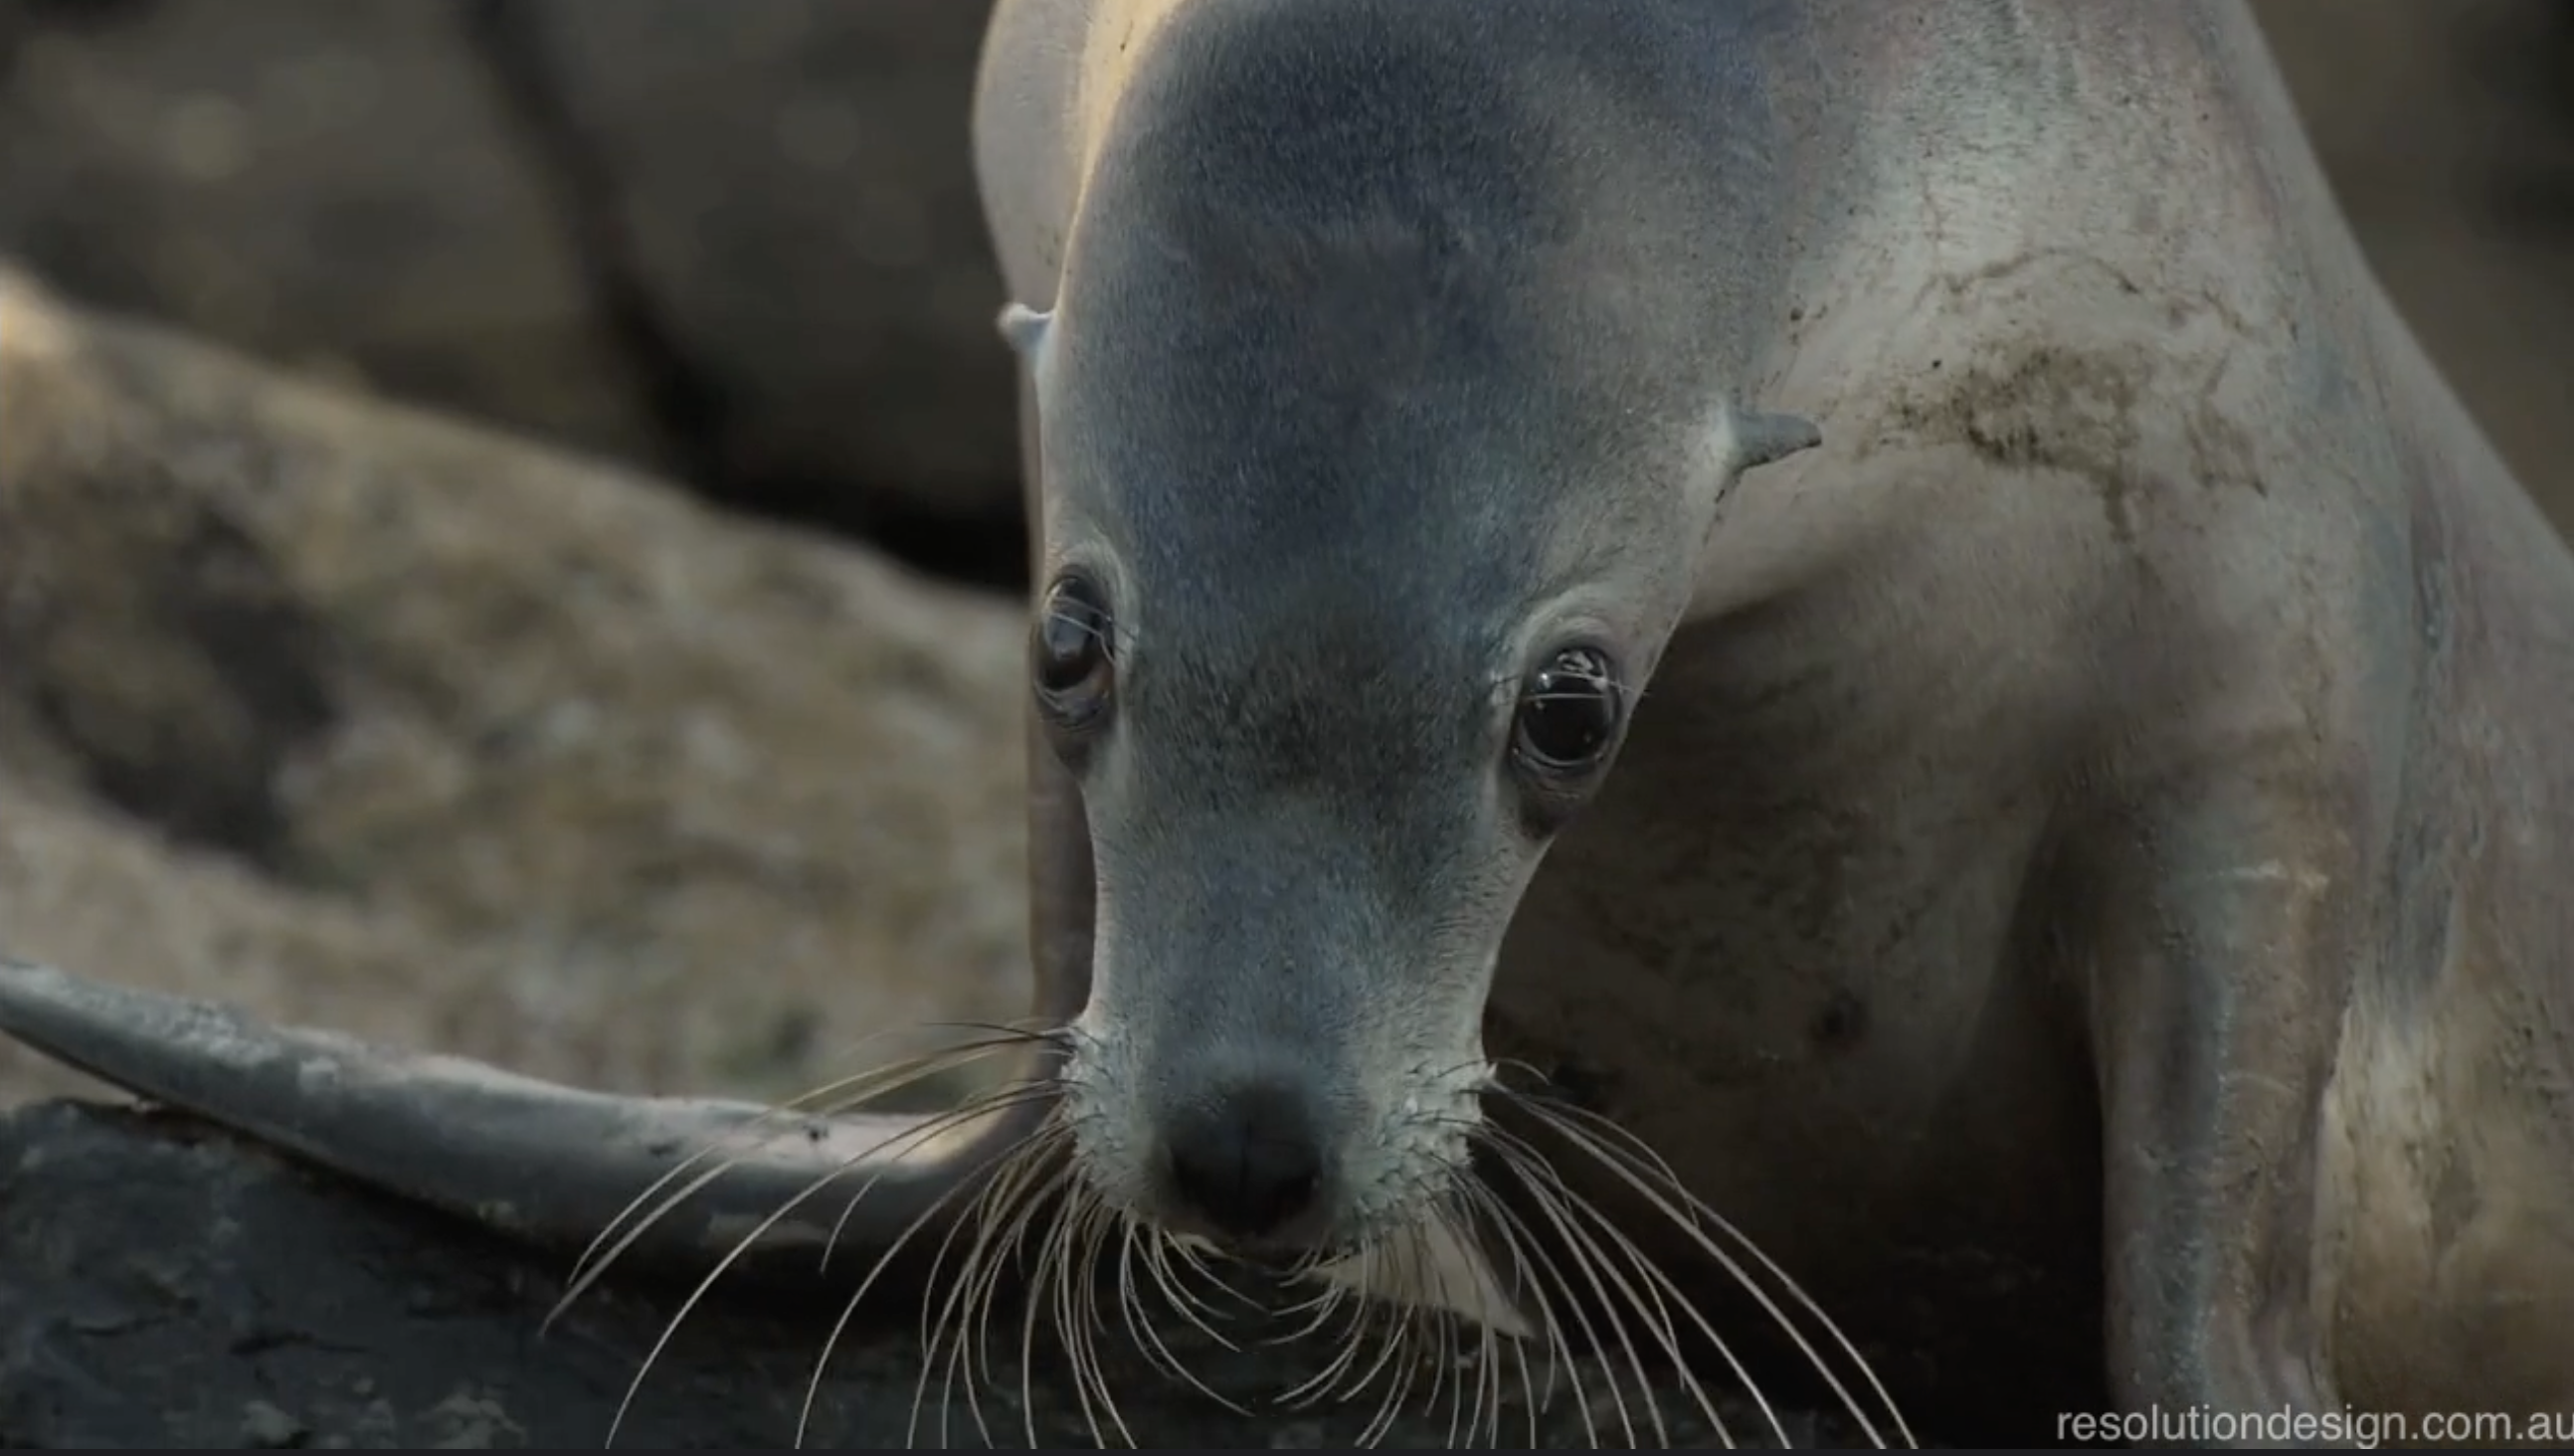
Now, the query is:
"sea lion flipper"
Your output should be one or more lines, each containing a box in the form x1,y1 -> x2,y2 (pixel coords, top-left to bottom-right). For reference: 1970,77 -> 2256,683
0,959 -> 1035,1269
0,957 -> 340,1109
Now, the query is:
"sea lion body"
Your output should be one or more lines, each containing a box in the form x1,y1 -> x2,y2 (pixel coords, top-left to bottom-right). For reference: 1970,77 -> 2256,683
975,0 -> 2574,1441
4,0 -> 2571,1447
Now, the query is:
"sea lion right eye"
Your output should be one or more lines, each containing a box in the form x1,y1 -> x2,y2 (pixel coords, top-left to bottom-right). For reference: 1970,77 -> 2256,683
1512,644 -> 1623,778
1033,571 -> 1116,726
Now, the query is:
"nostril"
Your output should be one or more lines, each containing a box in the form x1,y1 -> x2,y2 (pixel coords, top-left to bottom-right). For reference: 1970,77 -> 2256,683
1159,1078 -> 1328,1240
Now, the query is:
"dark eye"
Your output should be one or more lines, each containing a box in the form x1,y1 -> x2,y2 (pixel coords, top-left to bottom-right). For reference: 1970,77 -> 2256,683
1513,645 -> 1622,775
1033,572 -> 1115,725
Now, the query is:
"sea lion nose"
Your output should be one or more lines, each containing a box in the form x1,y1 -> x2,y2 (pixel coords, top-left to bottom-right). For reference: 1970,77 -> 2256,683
1159,1078 -> 1328,1240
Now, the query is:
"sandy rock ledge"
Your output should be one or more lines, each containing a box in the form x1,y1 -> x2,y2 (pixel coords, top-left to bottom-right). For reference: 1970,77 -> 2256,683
1,261 -> 1029,1112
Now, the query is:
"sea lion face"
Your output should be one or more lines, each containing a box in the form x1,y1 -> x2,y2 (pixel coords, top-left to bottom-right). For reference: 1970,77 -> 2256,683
1005,2 -> 1809,1261
1026,334 -> 1681,1260
1015,292 -> 1760,1260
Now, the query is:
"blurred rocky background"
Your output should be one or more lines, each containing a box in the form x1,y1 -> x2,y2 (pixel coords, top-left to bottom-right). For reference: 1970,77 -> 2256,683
0,0 -> 2570,1117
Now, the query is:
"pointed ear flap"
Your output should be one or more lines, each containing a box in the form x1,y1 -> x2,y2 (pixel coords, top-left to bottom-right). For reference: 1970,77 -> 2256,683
997,302 -> 1057,394
1729,409 -> 1821,472
998,302 -> 1052,356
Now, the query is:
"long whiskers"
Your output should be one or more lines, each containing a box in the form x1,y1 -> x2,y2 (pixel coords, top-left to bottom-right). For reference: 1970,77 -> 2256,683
600,1072 -> 1057,1447
548,1024 -> 1059,1447
903,1118 -> 1074,1447
796,1086 -> 1067,1446
1483,1125 -> 1762,1447
568,1032 -> 1913,1449
555,1025 -> 1057,1329
1488,1084 -> 1918,1448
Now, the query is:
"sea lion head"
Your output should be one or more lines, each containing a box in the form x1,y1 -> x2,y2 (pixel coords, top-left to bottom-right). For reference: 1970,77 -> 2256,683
1003,0 -> 1818,1265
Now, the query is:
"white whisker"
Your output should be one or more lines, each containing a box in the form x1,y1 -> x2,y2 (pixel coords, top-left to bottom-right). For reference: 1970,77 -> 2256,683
1508,1093 -> 1915,1447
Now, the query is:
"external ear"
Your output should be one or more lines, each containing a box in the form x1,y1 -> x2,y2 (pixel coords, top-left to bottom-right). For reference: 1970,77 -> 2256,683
997,302 -> 1052,357
1730,409 -> 1822,472
998,302 -> 1057,394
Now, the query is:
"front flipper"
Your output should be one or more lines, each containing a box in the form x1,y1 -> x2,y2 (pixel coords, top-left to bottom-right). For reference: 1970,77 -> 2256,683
2087,777 -> 2354,1438
0,959 -> 1048,1275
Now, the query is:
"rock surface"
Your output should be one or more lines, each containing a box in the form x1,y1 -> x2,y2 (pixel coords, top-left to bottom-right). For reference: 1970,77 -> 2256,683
0,0 -> 1020,546
0,0 -> 663,470
0,264 -> 1031,1113
517,0 -> 1017,524
0,1099 -> 1872,1448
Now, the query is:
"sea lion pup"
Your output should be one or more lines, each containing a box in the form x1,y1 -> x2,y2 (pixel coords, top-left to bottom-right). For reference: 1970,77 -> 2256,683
10,0 -> 2574,1447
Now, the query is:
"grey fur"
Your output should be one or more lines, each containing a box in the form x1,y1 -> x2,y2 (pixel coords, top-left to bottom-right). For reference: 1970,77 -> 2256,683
1731,412 -> 1824,472
1016,0 -> 1828,1255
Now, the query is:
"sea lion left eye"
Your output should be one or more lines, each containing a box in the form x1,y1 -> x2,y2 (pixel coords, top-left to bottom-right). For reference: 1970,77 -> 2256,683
1032,572 -> 1116,724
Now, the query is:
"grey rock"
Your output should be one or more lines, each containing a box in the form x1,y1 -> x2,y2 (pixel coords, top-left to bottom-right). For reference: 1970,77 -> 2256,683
520,0 -> 1018,521
0,0 -> 1018,535
0,1098 -> 1870,1448
0,0 -> 661,466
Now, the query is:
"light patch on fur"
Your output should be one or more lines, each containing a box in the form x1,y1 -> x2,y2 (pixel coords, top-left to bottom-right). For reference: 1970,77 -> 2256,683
1314,1219 -> 1536,1340
1056,1011 -> 1519,1336
1073,0 -> 1199,181
2316,888 -> 2574,1418
1161,1223 -> 1528,1340
1332,1051 -> 1490,1238
1727,409 -> 1824,474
